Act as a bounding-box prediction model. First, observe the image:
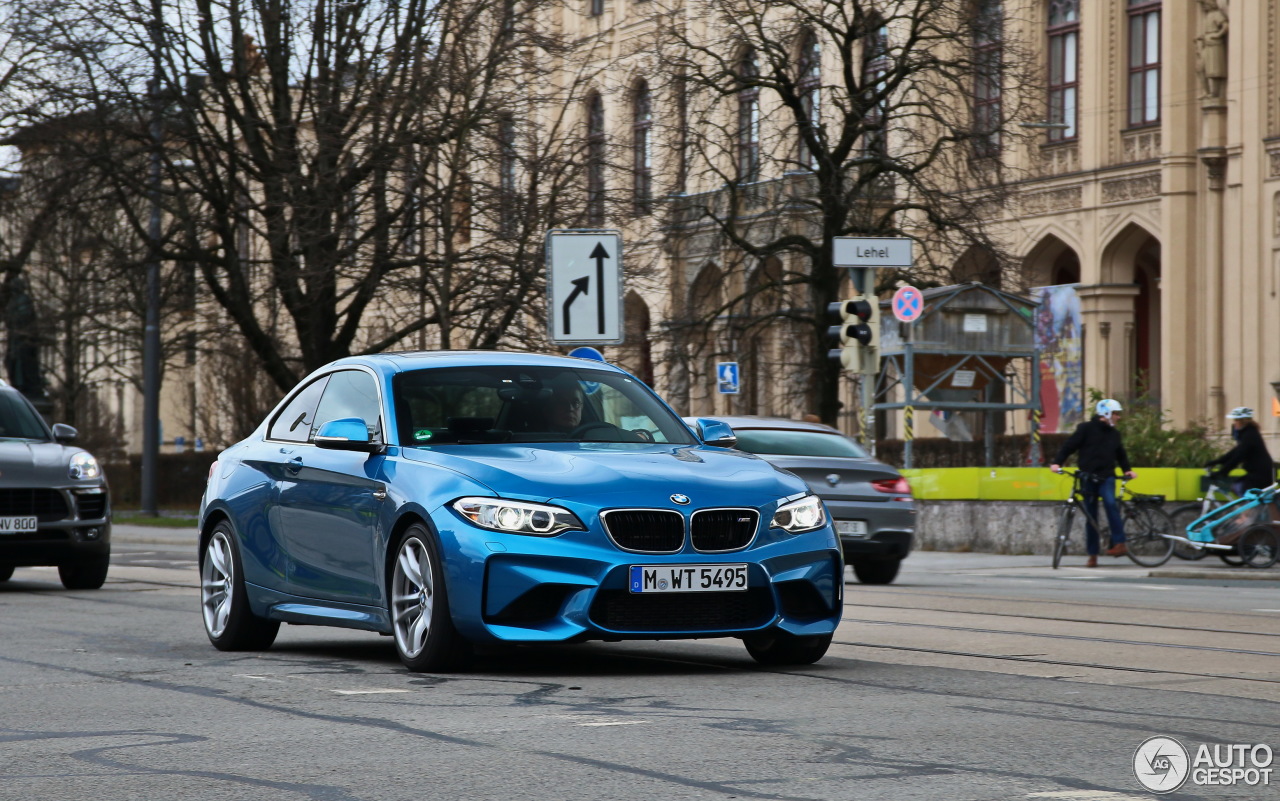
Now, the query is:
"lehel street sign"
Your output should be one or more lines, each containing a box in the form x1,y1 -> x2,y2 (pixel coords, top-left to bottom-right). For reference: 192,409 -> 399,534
547,230 -> 624,345
833,237 -> 914,268
891,285 -> 924,323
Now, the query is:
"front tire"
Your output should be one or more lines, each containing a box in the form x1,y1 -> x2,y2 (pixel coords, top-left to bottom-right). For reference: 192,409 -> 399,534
390,524 -> 470,672
200,523 -> 279,651
1238,525 -> 1279,569
850,558 -> 900,585
0,564 -> 14,582
58,551 -> 110,590
744,631 -> 832,666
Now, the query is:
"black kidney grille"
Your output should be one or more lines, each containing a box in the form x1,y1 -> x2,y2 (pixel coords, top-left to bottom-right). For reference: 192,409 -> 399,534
76,493 -> 108,520
590,588 -> 774,632
691,509 -> 759,552
602,509 -> 685,553
0,488 -> 70,521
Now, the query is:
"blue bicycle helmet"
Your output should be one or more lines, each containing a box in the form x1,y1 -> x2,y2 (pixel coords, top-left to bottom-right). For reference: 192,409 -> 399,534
1096,399 -> 1123,418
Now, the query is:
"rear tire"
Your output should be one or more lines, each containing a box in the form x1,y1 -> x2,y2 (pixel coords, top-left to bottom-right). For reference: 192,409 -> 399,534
850,559 -> 900,585
1053,507 -> 1073,569
1124,506 -> 1174,568
390,524 -> 471,672
1168,504 -> 1209,560
0,564 -> 13,582
744,631 -> 832,666
58,551 -> 110,590
200,523 -> 279,650
1238,525 -> 1279,569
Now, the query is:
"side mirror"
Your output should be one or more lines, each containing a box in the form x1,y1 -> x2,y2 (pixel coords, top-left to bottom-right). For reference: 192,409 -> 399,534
314,418 -> 380,453
52,423 -> 78,444
695,418 -> 737,448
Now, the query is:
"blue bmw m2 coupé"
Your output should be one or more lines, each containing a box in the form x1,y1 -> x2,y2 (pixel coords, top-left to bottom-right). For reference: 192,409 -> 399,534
199,351 -> 843,670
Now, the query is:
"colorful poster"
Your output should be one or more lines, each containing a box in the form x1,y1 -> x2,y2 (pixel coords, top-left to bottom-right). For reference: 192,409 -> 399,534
1034,285 -> 1083,434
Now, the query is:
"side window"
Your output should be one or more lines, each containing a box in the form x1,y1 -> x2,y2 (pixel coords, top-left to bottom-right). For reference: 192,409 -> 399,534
314,370 -> 383,439
267,376 -> 330,443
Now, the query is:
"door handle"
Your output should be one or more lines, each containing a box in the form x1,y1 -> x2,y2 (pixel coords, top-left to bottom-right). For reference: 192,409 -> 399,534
286,456 -> 303,474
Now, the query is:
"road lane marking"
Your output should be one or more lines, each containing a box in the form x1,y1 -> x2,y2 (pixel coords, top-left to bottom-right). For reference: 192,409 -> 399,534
576,720 -> 645,727
331,689 -> 411,695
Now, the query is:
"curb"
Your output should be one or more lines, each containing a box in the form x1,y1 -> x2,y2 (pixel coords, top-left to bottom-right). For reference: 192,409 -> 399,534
1148,568 -> 1280,581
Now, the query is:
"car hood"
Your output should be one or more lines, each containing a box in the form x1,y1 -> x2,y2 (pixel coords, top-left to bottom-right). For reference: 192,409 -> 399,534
403,443 -> 809,508
0,440 -> 91,487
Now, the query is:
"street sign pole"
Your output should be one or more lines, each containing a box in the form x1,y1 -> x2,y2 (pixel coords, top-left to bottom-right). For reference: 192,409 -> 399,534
834,237 -> 914,454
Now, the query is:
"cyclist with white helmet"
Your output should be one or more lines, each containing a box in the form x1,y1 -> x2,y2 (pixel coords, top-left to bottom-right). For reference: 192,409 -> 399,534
1207,407 -> 1275,495
1050,399 -> 1136,566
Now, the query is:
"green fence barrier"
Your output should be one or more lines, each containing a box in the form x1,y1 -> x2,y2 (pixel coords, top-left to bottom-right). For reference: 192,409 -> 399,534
900,467 -> 1223,502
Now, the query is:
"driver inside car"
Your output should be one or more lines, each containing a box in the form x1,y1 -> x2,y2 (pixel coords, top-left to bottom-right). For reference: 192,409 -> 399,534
539,382 -> 586,433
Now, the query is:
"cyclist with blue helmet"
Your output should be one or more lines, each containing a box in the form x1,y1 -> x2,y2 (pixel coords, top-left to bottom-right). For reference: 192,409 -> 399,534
1050,399 -> 1137,566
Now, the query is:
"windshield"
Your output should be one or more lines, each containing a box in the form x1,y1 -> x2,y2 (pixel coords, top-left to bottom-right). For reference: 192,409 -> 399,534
392,366 -> 695,446
734,429 -> 868,458
0,391 -> 51,440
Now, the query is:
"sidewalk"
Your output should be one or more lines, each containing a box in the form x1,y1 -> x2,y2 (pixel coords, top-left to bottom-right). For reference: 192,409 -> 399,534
112,523 -> 199,547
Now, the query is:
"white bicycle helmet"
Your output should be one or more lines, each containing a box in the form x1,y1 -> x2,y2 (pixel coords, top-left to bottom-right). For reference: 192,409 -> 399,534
1095,399 -> 1123,418
1226,406 -> 1254,420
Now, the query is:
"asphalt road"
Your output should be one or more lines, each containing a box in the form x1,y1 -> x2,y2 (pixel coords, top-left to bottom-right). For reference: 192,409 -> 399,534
2,534 -> 1277,801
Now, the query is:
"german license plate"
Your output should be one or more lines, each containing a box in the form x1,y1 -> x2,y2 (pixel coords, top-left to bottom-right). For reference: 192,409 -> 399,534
0,516 -> 38,534
836,520 -> 869,538
629,564 -> 748,593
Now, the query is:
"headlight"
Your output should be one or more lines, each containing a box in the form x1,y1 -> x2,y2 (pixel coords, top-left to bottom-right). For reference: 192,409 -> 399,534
770,495 -> 826,533
69,452 -> 101,480
452,497 -> 585,537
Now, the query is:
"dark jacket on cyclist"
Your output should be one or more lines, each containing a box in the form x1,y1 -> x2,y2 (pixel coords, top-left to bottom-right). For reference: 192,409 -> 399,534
1053,416 -> 1132,478
1207,422 -> 1275,491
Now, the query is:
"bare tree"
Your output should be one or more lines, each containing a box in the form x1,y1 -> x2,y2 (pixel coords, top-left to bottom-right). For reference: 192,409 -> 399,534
11,0 -> 593,407
652,0 -> 1036,423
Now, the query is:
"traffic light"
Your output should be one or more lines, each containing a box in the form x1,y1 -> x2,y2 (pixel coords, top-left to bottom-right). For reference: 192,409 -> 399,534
826,296 -> 880,374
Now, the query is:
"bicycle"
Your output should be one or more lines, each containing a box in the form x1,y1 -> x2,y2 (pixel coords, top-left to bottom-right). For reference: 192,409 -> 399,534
1161,483 -> 1280,569
1052,468 -> 1174,569
1168,470 -> 1236,562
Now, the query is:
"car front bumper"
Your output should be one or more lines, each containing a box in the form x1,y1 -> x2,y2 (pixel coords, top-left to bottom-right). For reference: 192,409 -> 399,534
0,486 -> 111,567
438,517 -> 844,646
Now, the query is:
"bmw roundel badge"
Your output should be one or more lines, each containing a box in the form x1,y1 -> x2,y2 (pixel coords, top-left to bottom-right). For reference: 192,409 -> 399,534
670,493 -> 691,505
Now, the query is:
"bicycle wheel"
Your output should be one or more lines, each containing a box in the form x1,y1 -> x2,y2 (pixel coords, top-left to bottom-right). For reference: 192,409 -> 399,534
1124,505 -> 1174,568
1237,525 -> 1279,569
1168,503 -> 1209,561
1053,506 -> 1073,569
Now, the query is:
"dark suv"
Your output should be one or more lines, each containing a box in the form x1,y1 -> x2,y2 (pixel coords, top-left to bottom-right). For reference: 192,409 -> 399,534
0,381 -> 111,589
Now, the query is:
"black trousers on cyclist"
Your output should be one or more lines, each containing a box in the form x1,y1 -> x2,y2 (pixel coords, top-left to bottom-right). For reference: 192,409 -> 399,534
1082,476 -> 1125,556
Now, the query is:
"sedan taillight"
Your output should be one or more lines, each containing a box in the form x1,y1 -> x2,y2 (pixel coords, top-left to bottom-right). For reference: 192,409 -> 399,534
871,477 -> 912,498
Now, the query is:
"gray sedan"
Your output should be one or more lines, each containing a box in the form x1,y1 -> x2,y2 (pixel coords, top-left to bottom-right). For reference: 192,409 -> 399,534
687,416 -> 915,584
0,381 -> 111,588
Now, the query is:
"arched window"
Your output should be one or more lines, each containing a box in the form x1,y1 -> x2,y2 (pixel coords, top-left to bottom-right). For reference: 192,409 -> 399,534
586,92 -> 605,225
632,81 -> 652,214
737,50 -> 760,182
1047,0 -> 1080,141
796,31 -> 821,169
973,0 -> 1003,157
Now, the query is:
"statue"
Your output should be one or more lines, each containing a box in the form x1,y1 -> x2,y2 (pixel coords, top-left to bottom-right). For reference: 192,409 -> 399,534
1196,0 -> 1228,99
4,276 -> 44,399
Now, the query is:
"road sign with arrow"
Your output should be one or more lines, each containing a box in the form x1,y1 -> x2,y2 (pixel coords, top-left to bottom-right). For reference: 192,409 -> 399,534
546,230 -> 624,345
